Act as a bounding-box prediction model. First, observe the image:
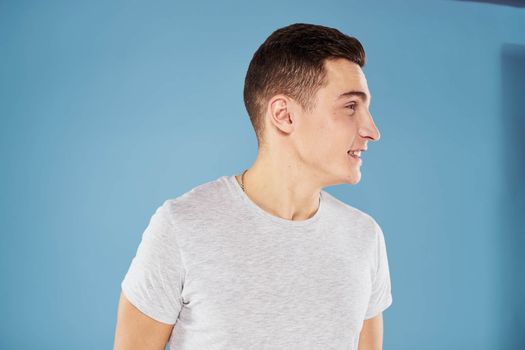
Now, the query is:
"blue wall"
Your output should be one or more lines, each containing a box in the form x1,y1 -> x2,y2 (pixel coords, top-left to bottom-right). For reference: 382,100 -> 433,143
1,1 -> 523,349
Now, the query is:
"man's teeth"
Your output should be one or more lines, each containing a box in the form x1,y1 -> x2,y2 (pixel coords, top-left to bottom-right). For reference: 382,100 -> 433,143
348,150 -> 361,157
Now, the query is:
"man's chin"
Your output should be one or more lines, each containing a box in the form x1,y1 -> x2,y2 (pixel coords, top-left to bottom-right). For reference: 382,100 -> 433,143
345,173 -> 361,185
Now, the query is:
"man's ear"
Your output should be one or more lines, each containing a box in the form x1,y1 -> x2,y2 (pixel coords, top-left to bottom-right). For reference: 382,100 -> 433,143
267,94 -> 295,135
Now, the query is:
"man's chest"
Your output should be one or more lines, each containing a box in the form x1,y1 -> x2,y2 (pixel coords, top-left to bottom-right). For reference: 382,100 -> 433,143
177,228 -> 373,348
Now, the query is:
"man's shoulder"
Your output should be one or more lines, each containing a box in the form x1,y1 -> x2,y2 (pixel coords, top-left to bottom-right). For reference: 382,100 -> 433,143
161,175 -> 230,219
322,190 -> 379,229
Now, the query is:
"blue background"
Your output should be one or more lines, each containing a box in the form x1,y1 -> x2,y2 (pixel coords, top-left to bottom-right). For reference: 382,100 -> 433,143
1,1 -> 524,349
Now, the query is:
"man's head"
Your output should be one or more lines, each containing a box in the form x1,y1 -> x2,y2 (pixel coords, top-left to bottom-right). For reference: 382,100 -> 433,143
243,23 -> 380,185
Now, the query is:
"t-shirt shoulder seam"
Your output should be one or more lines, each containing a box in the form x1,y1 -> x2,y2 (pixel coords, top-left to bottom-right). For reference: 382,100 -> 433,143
322,190 -> 375,220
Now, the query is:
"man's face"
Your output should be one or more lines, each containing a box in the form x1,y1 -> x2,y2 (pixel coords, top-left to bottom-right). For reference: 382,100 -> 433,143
293,58 -> 381,185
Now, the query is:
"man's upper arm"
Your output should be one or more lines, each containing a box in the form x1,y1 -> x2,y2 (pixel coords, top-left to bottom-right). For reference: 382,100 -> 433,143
113,291 -> 174,350
358,312 -> 384,350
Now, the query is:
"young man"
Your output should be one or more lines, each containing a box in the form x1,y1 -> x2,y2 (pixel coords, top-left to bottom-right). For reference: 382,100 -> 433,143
114,23 -> 392,350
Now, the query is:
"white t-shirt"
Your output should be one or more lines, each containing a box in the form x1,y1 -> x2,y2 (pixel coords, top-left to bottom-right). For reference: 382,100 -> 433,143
121,174 -> 393,349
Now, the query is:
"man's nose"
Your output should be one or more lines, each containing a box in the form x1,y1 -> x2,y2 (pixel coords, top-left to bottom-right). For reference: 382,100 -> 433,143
359,112 -> 381,141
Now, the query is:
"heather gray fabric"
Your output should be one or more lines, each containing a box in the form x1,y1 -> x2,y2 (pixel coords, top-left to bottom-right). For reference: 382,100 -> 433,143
121,174 -> 393,349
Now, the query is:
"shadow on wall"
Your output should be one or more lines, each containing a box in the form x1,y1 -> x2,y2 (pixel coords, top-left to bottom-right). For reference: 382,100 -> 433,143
498,43 -> 525,350
455,0 -> 525,8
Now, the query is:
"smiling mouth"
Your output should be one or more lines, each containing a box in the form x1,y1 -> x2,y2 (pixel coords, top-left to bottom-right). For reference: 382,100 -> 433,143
347,148 -> 365,166
347,150 -> 361,158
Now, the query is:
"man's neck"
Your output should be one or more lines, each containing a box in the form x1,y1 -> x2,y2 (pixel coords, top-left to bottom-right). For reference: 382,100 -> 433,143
235,153 -> 322,221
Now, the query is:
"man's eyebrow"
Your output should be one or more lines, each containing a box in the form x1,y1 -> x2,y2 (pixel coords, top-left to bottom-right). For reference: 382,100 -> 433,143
337,90 -> 371,103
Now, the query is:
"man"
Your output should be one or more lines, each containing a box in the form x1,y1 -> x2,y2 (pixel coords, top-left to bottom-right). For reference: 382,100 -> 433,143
114,23 -> 392,350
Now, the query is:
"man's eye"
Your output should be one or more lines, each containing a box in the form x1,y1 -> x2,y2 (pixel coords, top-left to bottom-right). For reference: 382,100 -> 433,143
346,103 -> 357,111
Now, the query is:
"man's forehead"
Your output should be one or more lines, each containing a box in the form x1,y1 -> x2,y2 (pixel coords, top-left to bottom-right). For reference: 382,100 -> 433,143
324,59 -> 371,103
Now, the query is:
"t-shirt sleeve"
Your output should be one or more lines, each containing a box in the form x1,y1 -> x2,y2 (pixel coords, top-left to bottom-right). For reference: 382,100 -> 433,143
364,219 -> 393,320
120,199 -> 185,325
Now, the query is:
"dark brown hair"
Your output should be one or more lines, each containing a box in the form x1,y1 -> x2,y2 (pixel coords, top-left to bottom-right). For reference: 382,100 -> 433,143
243,23 -> 366,148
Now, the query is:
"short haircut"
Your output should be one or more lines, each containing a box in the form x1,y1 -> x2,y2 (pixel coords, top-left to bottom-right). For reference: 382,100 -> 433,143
243,23 -> 366,148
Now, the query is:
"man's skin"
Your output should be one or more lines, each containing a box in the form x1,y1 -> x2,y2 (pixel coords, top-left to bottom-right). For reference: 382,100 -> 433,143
114,57 -> 383,349
114,292 -> 174,350
358,313 -> 384,349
